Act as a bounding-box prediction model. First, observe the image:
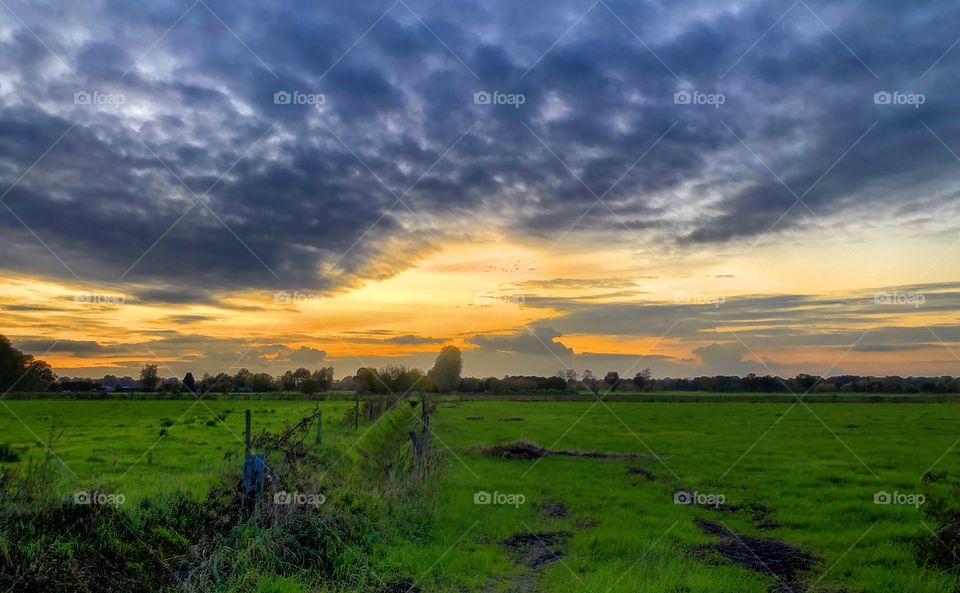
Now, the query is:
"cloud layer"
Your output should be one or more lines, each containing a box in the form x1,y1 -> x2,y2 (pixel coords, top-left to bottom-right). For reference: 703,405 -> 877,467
0,0 -> 958,296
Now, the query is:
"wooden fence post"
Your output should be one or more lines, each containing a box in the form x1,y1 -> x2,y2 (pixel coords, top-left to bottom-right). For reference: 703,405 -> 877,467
409,430 -> 421,458
315,410 -> 322,445
420,392 -> 430,455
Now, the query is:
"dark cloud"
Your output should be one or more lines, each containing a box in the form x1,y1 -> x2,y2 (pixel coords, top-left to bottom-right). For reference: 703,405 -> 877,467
386,334 -> 445,346
11,333 -> 327,376
268,345 -> 328,365
13,339 -> 110,355
692,342 -> 782,375
510,277 -> 644,290
470,326 -> 575,359
161,314 -> 221,324
0,0 -> 956,296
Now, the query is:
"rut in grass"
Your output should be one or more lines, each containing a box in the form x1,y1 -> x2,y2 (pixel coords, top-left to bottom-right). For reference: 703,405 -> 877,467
502,531 -> 573,569
469,440 -> 665,461
691,519 -> 844,593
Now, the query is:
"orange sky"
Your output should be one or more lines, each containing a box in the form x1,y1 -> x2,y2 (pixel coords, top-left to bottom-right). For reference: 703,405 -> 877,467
3,222 -> 960,378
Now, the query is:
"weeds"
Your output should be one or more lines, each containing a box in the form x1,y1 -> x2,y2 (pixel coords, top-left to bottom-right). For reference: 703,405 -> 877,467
0,401 -> 444,592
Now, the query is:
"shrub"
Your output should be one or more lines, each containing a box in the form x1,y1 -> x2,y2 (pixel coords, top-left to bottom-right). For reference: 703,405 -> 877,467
0,442 -> 19,462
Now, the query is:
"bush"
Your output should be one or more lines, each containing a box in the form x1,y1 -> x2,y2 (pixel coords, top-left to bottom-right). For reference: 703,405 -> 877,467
0,442 -> 19,462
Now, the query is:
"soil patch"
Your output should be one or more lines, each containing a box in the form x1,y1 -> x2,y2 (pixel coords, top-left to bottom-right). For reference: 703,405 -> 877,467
384,578 -> 421,593
534,500 -> 569,518
473,441 -> 549,459
502,531 -> 572,568
627,466 -> 656,480
693,519 -> 820,592
471,440 -> 659,461
710,501 -> 780,530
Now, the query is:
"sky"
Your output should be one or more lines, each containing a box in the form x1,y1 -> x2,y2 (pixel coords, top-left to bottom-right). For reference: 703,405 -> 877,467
1,0 -> 959,380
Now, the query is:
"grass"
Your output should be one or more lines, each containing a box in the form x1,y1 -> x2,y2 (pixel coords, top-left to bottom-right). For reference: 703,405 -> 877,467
0,400 -> 352,499
387,401 -> 960,593
1,398 -> 959,592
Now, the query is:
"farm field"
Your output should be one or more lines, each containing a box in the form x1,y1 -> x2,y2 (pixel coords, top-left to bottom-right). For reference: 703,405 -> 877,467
0,399 -> 349,499
394,401 -> 960,593
1,398 -> 959,592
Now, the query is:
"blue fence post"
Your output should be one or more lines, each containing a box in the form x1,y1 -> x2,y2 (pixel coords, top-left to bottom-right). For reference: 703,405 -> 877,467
242,410 -> 266,508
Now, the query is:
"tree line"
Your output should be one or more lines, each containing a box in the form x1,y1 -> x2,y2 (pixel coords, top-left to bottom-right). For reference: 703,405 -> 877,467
3,332 -> 958,395
0,335 -> 55,392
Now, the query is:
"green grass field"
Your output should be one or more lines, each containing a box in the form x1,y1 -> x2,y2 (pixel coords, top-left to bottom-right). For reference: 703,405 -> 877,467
1,398 -> 958,592
396,401 -> 960,593
0,399 -> 346,498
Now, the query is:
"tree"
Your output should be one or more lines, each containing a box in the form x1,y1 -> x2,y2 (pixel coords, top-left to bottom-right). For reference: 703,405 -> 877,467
603,371 -> 620,392
21,358 -> 55,391
160,377 -> 181,393
0,335 -> 22,391
427,346 -> 462,392
354,367 -> 379,393
0,334 -> 55,392
182,372 -> 196,392
581,369 -> 598,394
250,372 -> 275,392
281,367 -> 311,391
633,368 -> 652,391
234,368 -> 252,389
211,372 -> 233,394
312,367 -> 334,391
377,365 -> 424,394
300,377 -> 321,395
140,364 -> 160,391
545,376 -> 567,391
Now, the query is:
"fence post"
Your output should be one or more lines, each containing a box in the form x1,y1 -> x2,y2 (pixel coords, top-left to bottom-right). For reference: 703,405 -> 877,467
242,410 -> 265,511
420,392 -> 430,455
245,409 -> 251,453
315,410 -> 322,445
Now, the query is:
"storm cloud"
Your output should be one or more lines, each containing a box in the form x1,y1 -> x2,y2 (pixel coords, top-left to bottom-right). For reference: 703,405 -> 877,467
0,0 -> 958,296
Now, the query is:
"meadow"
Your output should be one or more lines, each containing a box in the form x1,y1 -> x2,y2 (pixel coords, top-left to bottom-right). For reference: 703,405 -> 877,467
0,399 -> 344,498
1,397 -> 959,592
